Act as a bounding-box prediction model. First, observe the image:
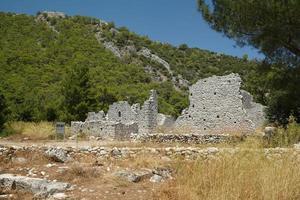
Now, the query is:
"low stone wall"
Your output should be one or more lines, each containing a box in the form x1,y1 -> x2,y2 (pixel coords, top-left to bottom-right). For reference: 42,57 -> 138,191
135,133 -> 239,144
2,144 -> 298,161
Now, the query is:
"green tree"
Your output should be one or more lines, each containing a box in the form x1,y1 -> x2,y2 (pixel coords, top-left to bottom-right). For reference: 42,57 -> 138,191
198,0 -> 300,65
62,57 -> 96,122
0,89 -> 8,131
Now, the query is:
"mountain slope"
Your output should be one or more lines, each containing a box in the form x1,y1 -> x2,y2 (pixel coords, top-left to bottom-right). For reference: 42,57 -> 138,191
0,12 -> 259,122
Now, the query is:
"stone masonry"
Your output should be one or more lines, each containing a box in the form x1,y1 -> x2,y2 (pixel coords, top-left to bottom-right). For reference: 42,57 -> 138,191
71,74 -> 265,139
175,73 -> 265,134
71,90 -> 158,139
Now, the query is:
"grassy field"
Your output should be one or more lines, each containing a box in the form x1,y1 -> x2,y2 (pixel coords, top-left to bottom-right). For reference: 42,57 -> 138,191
156,149 -> 300,200
0,121 -> 300,200
1,121 -> 72,140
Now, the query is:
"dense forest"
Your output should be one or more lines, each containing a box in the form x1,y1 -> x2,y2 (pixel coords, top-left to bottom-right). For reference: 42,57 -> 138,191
0,12 -> 298,125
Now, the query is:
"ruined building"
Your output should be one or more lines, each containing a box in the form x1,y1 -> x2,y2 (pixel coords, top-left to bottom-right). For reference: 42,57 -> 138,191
71,74 -> 265,139
175,73 -> 265,133
71,90 -> 158,139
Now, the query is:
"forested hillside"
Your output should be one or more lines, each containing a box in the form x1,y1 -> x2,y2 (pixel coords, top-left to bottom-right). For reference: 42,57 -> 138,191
0,12 -> 265,122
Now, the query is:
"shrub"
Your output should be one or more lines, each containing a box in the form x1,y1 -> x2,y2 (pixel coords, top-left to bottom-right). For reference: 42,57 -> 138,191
266,117 -> 300,147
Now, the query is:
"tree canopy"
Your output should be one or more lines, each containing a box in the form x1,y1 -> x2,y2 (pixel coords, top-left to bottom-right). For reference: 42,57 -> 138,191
198,0 -> 300,66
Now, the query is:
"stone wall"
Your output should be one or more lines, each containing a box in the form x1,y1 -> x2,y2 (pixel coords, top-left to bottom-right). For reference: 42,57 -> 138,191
86,111 -> 105,121
241,90 -> 266,128
107,101 -> 138,123
138,90 -> 158,134
157,113 -> 175,127
135,133 -> 236,144
71,90 -> 158,139
175,73 -> 265,134
115,122 -> 138,140
71,120 -> 116,139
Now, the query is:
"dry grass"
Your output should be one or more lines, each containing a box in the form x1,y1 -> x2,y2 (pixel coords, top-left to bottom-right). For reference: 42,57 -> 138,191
116,153 -> 170,169
69,163 -> 101,178
5,121 -> 71,140
156,150 -> 300,200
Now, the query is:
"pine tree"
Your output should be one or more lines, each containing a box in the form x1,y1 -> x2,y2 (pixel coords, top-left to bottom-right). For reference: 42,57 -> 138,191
62,56 -> 96,122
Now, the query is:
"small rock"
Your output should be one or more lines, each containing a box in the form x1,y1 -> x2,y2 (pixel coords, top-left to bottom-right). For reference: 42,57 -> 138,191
113,171 -> 140,182
13,157 -> 27,164
46,163 -> 56,168
68,135 -> 76,140
52,192 -> 67,199
113,170 -> 152,183
150,174 -> 163,183
264,126 -> 277,137
111,148 -> 121,156
152,167 -> 172,179
294,143 -> 300,149
89,136 -> 96,140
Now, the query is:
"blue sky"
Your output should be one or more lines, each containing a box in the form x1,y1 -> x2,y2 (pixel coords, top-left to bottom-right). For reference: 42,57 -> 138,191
0,0 -> 263,59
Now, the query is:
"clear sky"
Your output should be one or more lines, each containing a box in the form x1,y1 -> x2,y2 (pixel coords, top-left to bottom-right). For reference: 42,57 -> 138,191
0,0 -> 263,59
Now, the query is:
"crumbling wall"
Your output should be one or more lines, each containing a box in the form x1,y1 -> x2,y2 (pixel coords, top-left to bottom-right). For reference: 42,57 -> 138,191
139,90 -> 158,134
114,122 -> 138,140
107,101 -> 138,123
241,90 -> 265,128
71,120 -> 116,139
175,73 -> 265,134
71,90 -> 158,139
157,113 -> 175,127
86,111 -> 105,121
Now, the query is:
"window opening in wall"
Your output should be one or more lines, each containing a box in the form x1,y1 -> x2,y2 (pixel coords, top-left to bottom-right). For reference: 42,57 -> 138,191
190,93 -> 193,96
203,119 -> 206,121
234,121 -> 236,124
189,115 -> 191,118
228,80 -> 231,83
192,104 -> 195,108
204,127 -> 206,130
214,92 -> 217,95
118,111 -> 121,117
203,107 -> 205,110
217,115 -> 220,118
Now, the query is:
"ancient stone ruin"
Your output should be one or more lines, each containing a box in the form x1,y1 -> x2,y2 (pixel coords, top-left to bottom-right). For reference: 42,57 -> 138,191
175,73 -> 265,133
71,90 -> 158,139
71,73 -> 265,139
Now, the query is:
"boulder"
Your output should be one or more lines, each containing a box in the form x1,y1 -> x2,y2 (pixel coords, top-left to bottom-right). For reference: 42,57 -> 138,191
264,126 -> 277,137
0,174 -> 70,197
150,174 -> 163,183
45,148 -> 68,163
113,170 -> 152,183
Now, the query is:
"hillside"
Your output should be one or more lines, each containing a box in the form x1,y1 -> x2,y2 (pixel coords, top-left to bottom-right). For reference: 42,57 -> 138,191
0,11 -> 259,122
